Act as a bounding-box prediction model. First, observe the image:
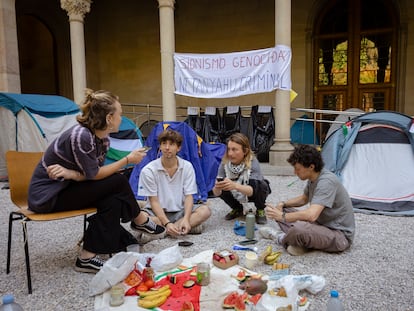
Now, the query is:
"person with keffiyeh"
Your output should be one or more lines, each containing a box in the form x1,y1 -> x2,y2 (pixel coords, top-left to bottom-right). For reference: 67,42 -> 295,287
212,132 -> 271,224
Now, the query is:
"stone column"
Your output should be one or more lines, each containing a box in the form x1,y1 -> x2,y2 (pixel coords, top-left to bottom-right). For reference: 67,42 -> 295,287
0,0 -> 21,92
61,0 -> 91,105
269,0 -> 293,170
157,0 -> 176,121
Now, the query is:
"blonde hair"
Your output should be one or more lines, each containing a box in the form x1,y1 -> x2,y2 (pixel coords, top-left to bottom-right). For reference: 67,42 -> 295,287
223,132 -> 253,169
76,88 -> 119,131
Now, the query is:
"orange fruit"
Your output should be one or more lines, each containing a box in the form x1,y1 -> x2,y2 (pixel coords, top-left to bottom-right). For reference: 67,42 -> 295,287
144,280 -> 155,289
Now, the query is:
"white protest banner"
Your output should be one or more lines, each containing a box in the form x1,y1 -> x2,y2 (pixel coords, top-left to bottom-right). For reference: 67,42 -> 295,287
174,45 -> 291,98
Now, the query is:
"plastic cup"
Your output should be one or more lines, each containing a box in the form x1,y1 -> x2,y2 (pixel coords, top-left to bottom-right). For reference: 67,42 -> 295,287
244,251 -> 258,270
109,284 -> 124,306
196,262 -> 210,286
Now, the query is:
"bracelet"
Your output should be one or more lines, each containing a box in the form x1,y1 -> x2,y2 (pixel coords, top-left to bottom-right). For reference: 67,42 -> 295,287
125,156 -> 129,165
282,210 -> 286,222
163,221 -> 172,227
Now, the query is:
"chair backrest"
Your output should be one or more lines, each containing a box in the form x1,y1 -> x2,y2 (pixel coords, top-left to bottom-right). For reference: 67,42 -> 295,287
6,151 -> 43,209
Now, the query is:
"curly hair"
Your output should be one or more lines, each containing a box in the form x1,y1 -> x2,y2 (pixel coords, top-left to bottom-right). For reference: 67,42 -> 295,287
158,129 -> 183,147
287,144 -> 324,172
223,132 -> 253,169
76,89 -> 119,131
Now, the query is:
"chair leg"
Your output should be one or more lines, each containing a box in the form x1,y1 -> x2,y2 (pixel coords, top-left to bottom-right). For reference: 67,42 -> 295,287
21,220 -> 32,294
7,212 -> 16,273
7,212 -> 24,273
83,214 -> 87,233
7,212 -> 32,294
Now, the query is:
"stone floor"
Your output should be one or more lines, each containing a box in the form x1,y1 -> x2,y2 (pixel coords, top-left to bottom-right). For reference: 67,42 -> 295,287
0,169 -> 413,310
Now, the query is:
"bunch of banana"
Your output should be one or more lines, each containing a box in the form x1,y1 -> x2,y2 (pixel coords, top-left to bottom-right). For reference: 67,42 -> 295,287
264,250 -> 282,265
258,245 -> 273,262
138,285 -> 172,309
258,245 -> 282,265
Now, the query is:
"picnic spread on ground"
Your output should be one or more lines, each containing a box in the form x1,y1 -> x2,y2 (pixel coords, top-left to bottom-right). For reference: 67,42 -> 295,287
93,248 -> 325,311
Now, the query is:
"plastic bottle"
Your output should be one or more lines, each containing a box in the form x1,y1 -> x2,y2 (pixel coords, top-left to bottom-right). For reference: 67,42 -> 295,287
245,209 -> 255,240
143,257 -> 154,282
326,290 -> 344,311
0,294 -> 24,311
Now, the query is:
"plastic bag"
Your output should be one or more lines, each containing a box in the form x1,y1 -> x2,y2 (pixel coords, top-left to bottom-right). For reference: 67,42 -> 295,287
151,245 -> 183,272
255,275 -> 325,311
89,252 -> 139,296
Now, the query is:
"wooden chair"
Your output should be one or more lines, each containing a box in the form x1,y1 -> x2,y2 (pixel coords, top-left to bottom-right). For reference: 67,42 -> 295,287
5,150 -> 97,294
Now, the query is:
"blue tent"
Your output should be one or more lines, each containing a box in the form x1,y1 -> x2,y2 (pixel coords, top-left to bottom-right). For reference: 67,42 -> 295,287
290,114 -> 319,145
129,121 -> 226,203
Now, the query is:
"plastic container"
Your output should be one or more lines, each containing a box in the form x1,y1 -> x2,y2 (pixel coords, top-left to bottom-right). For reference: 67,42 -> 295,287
326,290 -> 344,311
245,209 -> 255,239
0,294 -> 24,311
212,249 -> 239,269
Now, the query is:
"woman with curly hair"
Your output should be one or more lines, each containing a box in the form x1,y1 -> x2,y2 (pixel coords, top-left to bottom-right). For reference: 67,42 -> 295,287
28,89 -> 165,272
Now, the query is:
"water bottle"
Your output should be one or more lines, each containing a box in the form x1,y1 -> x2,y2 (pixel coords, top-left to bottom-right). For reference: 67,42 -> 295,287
0,294 -> 24,311
326,290 -> 344,311
245,209 -> 255,240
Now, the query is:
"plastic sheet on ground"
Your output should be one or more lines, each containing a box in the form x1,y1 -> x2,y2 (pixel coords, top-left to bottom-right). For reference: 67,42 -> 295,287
94,249 -> 324,311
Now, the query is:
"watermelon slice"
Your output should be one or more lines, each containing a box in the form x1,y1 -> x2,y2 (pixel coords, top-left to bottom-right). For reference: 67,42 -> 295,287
223,291 -> 240,308
234,294 -> 246,311
248,293 -> 262,305
236,270 -> 247,282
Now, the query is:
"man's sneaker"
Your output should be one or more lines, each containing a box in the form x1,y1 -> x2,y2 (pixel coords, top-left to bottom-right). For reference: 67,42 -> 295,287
225,209 -> 243,220
286,245 -> 308,256
255,209 -> 267,224
131,217 -> 166,235
74,255 -> 105,273
189,224 -> 204,234
259,226 -> 284,244
138,232 -> 166,245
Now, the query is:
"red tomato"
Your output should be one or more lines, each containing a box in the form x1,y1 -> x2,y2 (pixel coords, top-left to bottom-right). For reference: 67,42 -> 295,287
137,284 -> 149,292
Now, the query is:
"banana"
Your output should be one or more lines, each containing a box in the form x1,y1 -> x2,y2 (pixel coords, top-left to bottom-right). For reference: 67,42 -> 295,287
140,289 -> 172,301
138,292 -> 169,309
137,284 -> 170,297
258,245 -> 273,262
264,251 -> 282,265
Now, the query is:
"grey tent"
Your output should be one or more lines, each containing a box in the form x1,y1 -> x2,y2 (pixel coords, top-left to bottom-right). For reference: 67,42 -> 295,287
321,110 -> 414,216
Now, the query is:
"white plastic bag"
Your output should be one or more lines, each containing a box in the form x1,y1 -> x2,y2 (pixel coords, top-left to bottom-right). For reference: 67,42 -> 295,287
89,252 -> 139,296
151,245 -> 183,272
255,275 -> 325,311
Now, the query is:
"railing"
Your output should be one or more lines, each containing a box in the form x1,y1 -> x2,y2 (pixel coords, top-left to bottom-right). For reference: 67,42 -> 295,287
121,102 -> 365,145
291,107 -> 365,145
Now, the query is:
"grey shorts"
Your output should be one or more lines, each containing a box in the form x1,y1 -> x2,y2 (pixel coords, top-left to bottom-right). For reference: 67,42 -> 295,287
141,204 -> 202,223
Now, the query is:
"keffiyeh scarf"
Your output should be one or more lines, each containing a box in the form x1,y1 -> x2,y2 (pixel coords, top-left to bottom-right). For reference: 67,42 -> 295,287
224,162 -> 251,203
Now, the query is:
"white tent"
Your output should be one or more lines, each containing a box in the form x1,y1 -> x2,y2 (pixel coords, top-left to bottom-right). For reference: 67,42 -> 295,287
322,111 -> 414,216
0,93 -> 79,178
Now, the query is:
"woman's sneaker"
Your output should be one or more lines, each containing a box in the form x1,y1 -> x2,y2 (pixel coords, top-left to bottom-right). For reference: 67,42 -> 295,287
255,209 -> 267,224
75,255 -> 105,273
131,217 -> 166,235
